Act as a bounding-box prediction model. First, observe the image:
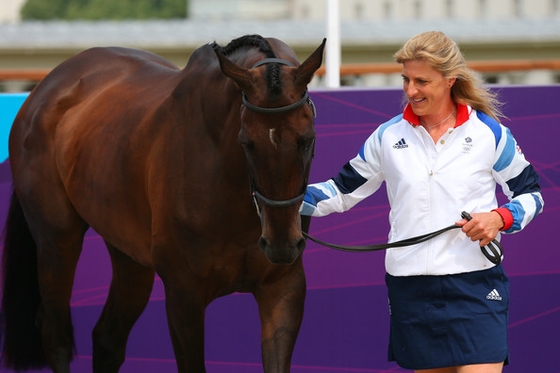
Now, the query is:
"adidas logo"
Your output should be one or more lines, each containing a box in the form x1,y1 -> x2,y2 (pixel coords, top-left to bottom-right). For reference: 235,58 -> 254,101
393,138 -> 408,149
486,289 -> 502,301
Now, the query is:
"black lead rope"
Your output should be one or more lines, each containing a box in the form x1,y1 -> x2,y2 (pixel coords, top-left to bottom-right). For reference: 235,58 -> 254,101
302,211 -> 503,265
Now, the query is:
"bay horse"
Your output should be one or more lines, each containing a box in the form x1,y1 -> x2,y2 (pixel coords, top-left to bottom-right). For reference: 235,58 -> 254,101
0,34 -> 325,372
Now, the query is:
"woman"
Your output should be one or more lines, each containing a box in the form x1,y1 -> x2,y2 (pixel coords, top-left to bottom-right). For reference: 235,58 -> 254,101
301,31 -> 544,372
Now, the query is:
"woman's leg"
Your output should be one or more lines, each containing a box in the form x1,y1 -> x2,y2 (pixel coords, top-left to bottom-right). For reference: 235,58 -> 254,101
415,362 -> 504,373
415,368 -> 455,373
457,362 -> 504,373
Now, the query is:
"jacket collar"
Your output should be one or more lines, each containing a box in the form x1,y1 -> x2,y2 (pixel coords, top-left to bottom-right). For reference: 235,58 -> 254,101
403,103 -> 470,127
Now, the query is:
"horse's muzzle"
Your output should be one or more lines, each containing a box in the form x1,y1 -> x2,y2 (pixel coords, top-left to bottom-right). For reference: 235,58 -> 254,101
259,235 -> 306,265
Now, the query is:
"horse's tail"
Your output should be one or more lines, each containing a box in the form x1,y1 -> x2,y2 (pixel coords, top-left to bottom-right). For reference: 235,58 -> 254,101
1,190 -> 47,370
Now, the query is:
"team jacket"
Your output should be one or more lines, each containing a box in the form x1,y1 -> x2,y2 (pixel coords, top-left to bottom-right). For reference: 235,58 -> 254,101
301,104 -> 544,276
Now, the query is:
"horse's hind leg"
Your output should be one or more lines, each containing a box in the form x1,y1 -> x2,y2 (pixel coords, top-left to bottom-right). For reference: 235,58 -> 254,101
1,192 -> 85,373
92,242 -> 155,373
34,221 -> 88,373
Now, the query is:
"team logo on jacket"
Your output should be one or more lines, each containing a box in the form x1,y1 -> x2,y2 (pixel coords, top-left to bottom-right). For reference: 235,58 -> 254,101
393,138 -> 408,149
462,137 -> 473,153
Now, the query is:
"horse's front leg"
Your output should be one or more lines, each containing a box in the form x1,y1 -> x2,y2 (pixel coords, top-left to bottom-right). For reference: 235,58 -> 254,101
161,276 -> 208,373
254,261 -> 306,373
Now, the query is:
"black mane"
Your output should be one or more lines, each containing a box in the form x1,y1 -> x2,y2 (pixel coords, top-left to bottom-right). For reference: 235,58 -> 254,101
214,35 -> 282,96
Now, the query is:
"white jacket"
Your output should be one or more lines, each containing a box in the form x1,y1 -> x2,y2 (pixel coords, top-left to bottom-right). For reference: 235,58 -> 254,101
302,104 -> 544,276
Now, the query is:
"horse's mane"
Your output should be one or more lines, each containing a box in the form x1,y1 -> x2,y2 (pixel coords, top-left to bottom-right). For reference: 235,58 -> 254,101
214,35 -> 282,95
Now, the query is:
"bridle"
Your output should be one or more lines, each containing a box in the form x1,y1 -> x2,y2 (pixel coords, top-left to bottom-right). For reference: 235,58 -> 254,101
241,58 -> 316,116
241,57 -> 316,214
242,90 -> 312,115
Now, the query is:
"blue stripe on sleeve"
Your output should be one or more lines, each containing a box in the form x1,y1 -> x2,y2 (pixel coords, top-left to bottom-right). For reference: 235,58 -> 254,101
358,114 -> 402,161
494,128 -> 516,172
533,193 -> 544,215
358,143 -> 366,161
301,184 -> 331,215
376,114 -> 403,145
503,200 -> 525,233
303,185 -> 330,207
506,165 -> 541,198
332,162 -> 368,194
300,202 -> 316,216
477,111 -> 502,148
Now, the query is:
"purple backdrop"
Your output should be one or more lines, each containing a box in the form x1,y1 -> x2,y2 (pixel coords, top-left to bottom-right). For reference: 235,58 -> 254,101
0,85 -> 558,372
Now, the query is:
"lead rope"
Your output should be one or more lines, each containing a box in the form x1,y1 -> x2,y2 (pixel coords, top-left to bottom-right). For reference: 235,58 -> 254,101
302,211 -> 503,265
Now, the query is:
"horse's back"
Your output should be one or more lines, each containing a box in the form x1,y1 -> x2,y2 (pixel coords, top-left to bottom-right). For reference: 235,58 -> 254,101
11,47 -> 180,147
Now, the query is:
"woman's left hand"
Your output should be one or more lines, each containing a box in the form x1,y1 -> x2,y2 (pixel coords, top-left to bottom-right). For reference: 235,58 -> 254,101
455,211 -> 504,247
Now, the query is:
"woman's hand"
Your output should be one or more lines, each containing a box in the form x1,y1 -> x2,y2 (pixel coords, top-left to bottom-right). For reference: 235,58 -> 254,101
456,211 -> 504,247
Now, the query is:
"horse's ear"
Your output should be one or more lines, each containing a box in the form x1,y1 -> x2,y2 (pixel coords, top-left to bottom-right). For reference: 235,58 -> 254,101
294,38 -> 326,90
214,47 -> 254,93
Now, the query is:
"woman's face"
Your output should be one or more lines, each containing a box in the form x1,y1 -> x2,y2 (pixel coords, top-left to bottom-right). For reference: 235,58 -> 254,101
401,59 -> 455,118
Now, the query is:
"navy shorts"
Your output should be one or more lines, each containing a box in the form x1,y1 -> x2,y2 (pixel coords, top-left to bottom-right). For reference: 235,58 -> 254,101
386,265 -> 509,370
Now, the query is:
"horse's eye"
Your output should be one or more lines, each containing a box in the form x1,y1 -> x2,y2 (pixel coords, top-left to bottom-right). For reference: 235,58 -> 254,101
300,137 -> 315,152
238,130 -> 254,149
242,140 -> 255,152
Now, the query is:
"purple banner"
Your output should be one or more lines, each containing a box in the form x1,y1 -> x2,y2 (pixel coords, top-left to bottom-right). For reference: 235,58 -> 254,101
0,85 -> 558,372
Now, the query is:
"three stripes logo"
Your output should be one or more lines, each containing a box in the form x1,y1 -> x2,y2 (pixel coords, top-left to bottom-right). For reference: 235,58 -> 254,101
393,138 -> 408,149
486,289 -> 503,301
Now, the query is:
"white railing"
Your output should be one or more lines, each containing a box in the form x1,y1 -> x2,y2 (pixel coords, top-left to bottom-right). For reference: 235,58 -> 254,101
1,59 -> 560,91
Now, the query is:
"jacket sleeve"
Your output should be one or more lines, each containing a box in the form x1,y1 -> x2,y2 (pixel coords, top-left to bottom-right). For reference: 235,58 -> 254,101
301,129 -> 385,217
492,125 -> 544,233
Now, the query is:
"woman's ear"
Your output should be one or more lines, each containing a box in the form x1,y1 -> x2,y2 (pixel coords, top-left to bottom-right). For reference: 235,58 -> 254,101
448,77 -> 457,88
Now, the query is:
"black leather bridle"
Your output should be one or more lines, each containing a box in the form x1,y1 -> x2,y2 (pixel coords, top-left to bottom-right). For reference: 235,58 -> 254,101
242,58 -> 316,213
303,211 -> 504,265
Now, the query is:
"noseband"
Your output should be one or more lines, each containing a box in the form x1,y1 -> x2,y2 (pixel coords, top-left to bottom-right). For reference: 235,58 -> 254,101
243,58 -> 316,213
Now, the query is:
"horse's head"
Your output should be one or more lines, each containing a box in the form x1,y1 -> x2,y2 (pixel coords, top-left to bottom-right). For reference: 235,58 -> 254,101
215,37 -> 326,264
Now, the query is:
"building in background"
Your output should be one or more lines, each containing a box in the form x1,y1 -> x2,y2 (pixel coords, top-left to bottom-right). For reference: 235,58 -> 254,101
190,0 -> 289,20
0,0 -> 26,23
1,0 -> 559,91
190,0 -> 560,21
290,0 -> 560,21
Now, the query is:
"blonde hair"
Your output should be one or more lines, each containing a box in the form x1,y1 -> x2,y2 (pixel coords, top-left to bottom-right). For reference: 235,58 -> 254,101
394,31 -> 503,121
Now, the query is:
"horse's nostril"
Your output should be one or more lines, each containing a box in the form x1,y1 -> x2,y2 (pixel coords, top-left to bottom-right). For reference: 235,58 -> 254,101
296,236 -> 306,253
258,236 -> 269,252
258,235 -> 305,265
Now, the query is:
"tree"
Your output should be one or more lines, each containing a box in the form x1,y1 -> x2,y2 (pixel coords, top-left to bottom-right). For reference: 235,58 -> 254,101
21,0 -> 188,20
20,0 -> 72,20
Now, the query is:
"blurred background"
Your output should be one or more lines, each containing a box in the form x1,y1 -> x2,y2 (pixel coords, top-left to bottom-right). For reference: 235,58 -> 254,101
1,0 -> 559,92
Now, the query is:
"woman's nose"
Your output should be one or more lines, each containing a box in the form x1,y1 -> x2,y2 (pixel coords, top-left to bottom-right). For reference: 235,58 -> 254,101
406,82 -> 417,96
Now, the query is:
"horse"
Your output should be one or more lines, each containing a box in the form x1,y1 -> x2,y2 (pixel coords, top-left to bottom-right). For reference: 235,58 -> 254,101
0,34 -> 325,372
